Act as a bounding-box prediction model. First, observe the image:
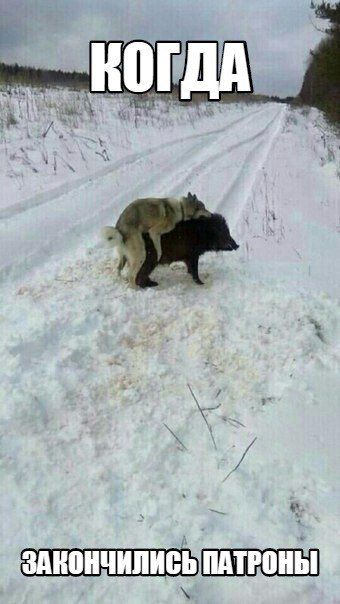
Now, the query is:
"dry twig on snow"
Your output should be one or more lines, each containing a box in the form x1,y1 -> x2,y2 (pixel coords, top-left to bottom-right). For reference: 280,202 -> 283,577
163,423 -> 188,452
222,437 -> 257,483
187,383 -> 217,450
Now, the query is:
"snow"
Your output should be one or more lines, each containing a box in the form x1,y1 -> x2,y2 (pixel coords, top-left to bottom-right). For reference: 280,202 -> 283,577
0,87 -> 339,603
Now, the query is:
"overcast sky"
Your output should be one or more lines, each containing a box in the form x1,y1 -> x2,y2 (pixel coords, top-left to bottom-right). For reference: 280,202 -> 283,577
0,0 -> 324,96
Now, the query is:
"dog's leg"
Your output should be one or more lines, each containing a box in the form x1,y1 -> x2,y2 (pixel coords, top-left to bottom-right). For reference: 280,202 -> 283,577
126,232 -> 147,288
117,255 -> 127,273
129,258 -> 146,288
186,255 -> 203,285
148,230 -> 163,261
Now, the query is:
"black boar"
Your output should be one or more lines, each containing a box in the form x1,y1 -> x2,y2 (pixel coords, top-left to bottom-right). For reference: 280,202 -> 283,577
136,213 -> 239,287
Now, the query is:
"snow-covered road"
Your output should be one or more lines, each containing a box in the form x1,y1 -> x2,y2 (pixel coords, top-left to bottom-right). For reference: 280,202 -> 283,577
0,102 -> 284,278
0,91 -> 339,603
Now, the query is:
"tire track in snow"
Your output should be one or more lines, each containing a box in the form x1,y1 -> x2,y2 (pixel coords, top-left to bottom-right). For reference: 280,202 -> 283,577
214,106 -> 286,228
168,106 -> 285,202
106,104 -> 277,203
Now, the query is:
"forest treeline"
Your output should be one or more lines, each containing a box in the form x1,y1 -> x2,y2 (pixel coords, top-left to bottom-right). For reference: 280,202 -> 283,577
0,62 -> 88,88
299,2 -> 340,121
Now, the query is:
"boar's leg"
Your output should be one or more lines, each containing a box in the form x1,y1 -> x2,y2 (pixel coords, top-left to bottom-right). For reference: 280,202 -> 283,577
137,276 -> 158,288
186,255 -> 204,285
136,233 -> 159,288
136,259 -> 158,287
136,267 -> 158,288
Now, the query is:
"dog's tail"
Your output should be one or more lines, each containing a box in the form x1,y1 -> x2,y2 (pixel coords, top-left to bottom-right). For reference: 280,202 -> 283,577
102,225 -> 128,262
102,226 -> 128,273
102,226 -> 124,248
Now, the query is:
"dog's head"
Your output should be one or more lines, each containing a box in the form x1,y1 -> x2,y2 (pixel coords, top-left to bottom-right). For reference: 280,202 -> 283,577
184,192 -> 211,219
203,213 -> 239,252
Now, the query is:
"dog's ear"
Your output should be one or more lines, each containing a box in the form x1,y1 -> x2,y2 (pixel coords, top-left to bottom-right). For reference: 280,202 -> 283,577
187,191 -> 193,200
193,193 -> 198,201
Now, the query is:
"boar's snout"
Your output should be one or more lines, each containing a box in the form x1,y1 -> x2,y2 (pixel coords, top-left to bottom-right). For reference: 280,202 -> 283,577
222,237 -> 239,251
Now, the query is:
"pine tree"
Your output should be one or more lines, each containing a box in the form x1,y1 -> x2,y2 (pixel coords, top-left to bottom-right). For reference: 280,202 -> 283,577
300,2 -> 340,121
